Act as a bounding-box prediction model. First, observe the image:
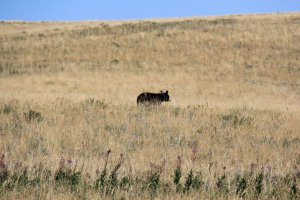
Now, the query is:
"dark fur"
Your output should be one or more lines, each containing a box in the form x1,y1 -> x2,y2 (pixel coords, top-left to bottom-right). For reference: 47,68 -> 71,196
137,91 -> 170,104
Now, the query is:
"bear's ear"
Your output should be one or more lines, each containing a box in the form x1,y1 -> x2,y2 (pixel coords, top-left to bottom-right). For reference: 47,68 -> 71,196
166,90 -> 168,94
161,90 -> 163,93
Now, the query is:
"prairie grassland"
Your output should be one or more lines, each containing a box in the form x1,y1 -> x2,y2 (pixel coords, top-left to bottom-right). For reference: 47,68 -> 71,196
0,13 -> 300,199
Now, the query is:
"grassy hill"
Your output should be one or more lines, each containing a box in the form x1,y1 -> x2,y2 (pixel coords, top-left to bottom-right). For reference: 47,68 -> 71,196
0,13 -> 299,199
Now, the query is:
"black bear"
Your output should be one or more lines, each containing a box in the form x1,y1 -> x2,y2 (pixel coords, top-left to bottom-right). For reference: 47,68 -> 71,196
137,90 -> 170,104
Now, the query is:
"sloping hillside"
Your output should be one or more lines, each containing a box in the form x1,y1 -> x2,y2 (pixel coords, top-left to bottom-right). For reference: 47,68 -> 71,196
0,13 -> 299,199
0,13 -> 299,109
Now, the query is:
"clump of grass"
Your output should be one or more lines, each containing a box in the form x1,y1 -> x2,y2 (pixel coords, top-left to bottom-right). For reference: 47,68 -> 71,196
23,110 -> 42,122
191,172 -> 203,190
222,112 -> 254,128
173,156 -> 182,192
284,173 -> 299,199
54,157 -> 82,191
106,153 -> 124,196
1,161 -> 35,191
96,167 -> 107,191
235,173 -> 247,198
0,155 -> 8,187
147,158 -> 166,196
95,149 -> 126,197
82,98 -> 108,109
2,104 -> 14,114
183,169 -> 193,193
254,172 -> 264,197
216,167 -> 229,195
119,175 -> 131,191
14,165 -> 29,187
147,171 -> 160,196
96,149 -> 110,192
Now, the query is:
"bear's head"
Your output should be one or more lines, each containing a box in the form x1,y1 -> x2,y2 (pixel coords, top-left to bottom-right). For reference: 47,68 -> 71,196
160,90 -> 170,102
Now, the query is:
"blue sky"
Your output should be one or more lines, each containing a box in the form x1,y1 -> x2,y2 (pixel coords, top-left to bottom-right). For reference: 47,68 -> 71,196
1,0 -> 300,21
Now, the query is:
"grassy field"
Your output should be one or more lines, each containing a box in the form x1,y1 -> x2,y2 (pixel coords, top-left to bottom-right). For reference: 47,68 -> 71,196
0,12 -> 300,199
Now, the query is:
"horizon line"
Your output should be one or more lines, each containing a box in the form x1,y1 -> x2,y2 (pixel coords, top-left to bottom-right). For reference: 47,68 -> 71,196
1,11 -> 299,23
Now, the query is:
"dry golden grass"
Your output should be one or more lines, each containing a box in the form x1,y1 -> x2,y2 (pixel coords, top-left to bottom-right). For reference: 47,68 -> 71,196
0,12 -> 300,199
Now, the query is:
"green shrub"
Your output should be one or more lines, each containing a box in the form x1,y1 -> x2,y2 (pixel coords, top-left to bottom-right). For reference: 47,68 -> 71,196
3,104 -> 13,114
183,170 -> 193,193
96,168 -> 107,191
216,175 -> 229,195
148,172 -> 160,196
235,174 -> 247,198
173,157 -> 182,192
192,173 -> 203,190
222,112 -> 253,128
255,173 -> 264,197
119,176 -> 131,190
24,110 -> 42,122
54,158 -> 81,191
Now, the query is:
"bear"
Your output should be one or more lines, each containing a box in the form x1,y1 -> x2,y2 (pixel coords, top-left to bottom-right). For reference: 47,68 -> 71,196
137,90 -> 170,104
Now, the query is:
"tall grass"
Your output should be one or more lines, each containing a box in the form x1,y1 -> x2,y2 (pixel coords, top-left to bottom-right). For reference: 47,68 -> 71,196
0,12 -> 300,199
0,99 -> 299,199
